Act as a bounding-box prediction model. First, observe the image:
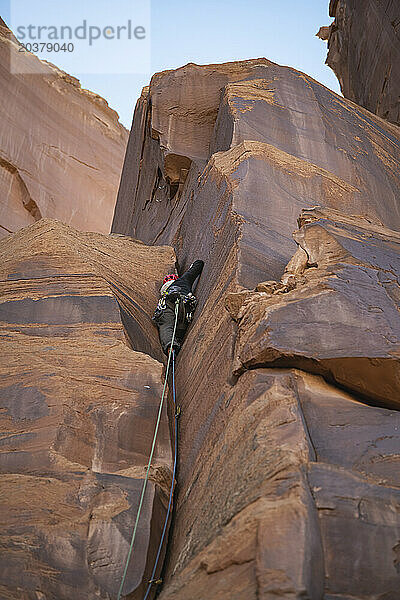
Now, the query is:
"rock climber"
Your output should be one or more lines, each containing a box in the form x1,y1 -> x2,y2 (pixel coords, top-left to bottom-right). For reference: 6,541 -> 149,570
152,260 -> 204,356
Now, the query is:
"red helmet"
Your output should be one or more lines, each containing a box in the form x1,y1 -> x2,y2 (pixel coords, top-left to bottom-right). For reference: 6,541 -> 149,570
162,274 -> 178,285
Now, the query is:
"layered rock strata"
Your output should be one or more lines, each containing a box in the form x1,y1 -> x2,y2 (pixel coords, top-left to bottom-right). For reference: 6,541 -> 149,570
0,19 -> 128,238
229,207 -> 400,409
320,0 -> 400,126
0,219 -> 175,599
112,59 -> 400,598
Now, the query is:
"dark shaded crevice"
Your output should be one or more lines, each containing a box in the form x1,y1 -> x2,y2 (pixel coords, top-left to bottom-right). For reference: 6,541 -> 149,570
295,395 -> 318,463
23,198 -> 42,220
109,282 -> 162,362
151,201 -> 179,245
168,181 -> 179,200
0,223 -> 13,233
145,167 -> 165,210
149,155 -> 193,245
154,185 -> 195,247
234,355 -> 400,414
0,156 -> 42,221
164,154 -> 192,202
0,155 -> 18,174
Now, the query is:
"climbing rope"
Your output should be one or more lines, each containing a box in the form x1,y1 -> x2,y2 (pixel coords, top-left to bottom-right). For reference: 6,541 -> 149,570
117,299 -> 180,600
143,345 -> 178,599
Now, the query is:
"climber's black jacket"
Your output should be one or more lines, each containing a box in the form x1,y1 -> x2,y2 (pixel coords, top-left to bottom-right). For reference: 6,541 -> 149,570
152,260 -> 204,355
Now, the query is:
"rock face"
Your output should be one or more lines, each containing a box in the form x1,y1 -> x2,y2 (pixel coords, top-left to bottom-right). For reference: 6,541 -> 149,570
0,19 -> 128,238
321,0 -> 400,126
230,207 -> 400,409
0,219 -> 176,598
112,59 -> 400,599
2,52 -> 400,599
113,59 -> 400,284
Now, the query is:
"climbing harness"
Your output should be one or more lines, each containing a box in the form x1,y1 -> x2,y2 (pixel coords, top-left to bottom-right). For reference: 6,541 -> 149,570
153,289 -> 196,322
117,299 -> 180,600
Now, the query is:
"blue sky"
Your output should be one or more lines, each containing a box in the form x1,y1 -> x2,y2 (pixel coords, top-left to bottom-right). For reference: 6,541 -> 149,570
1,1 -> 338,128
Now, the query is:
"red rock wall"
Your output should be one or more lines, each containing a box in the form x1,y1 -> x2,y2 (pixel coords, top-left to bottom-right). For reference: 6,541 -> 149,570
323,0 -> 400,126
113,59 -> 400,284
113,59 -> 400,599
0,19 -> 128,238
1,49 -> 400,599
0,220 -> 176,598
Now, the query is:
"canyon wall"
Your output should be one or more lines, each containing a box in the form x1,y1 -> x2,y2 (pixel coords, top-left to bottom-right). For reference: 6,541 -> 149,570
1,13 -> 400,597
0,220 -> 176,599
112,59 -> 400,599
0,18 -> 128,238
320,0 -> 400,126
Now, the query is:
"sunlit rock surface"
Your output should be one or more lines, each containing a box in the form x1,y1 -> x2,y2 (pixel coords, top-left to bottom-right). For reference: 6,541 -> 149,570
0,19 -> 128,238
113,58 -> 400,285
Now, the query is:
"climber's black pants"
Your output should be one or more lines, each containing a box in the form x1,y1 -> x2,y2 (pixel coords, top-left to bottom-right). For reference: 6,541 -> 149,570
154,303 -> 188,355
154,261 -> 204,355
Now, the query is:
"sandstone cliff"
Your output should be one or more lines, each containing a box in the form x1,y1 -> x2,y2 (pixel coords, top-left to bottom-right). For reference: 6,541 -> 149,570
1,51 -> 400,600
112,59 -> 400,599
0,19 -> 128,238
318,0 -> 400,126
0,220 -> 175,598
